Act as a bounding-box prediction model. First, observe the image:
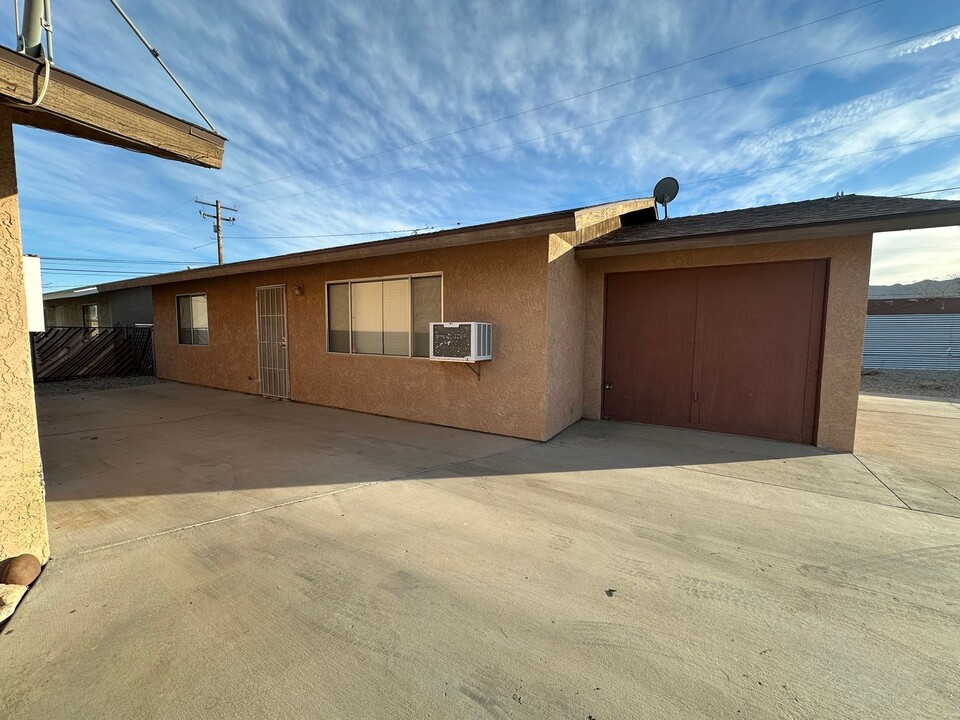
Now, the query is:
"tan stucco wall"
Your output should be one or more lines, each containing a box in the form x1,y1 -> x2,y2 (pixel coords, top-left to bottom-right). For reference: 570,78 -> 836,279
154,236 -> 553,440
0,112 -> 49,563
544,217 -> 623,438
579,235 -> 873,452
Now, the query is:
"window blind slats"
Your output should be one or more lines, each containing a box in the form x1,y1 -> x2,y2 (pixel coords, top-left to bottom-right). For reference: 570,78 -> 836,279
327,283 -> 350,353
351,282 -> 384,354
328,276 -> 440,356
382,279 -> 410,356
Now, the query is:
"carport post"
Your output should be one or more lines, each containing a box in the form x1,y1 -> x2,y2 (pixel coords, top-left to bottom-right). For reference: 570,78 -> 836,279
0,108 -> 49,564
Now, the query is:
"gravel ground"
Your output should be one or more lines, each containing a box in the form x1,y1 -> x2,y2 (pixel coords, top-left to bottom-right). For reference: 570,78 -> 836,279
861,369 -> 960,399
34,376 -> 164,398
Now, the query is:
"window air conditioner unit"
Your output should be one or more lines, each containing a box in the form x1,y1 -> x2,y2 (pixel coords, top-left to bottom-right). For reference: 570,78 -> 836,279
429,322 -> 492,362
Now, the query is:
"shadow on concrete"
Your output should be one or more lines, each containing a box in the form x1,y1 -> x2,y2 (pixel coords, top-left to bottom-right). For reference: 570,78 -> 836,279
38,380 -> 921,560
38,380 -> 835,504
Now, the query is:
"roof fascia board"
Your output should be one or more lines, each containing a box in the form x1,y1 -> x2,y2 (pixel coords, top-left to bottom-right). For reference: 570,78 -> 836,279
572,198 -> 655,229
105,214 -> 580,289
575,208 -> 960,259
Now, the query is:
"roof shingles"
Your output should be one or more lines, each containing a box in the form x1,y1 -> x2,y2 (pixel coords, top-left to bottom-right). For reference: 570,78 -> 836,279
581,195 -> 960,248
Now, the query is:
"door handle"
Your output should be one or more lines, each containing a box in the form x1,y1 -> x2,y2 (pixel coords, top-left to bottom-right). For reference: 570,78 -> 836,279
604,383 -> 613,390
279,337 -> 287,348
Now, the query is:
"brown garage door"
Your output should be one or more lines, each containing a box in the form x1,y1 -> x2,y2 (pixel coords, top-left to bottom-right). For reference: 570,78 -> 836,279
603,260 -> 826,443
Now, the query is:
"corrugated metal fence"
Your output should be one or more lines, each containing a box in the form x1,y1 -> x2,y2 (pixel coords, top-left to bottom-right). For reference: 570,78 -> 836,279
31,326 -> 154,382
863,314 -> 960,370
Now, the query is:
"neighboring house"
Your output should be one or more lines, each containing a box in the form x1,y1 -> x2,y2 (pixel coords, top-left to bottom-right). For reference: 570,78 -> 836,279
101,194 -> 960,452
867,277 -> 960,315
42,284 -> 153,328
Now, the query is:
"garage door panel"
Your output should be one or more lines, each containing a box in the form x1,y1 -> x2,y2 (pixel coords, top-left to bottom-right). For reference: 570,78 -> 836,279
603,270 -> 698,425
602,261 -> 826,444
694,261 -> 825,441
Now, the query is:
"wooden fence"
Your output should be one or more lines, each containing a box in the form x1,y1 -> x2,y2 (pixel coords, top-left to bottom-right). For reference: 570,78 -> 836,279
31,326 -> 154,382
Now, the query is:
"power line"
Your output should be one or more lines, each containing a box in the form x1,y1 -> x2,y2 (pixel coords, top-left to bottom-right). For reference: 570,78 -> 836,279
221,226 -> 436,240
43,268 -> 174,276
85,205 -> 210,255
40,256 -> 209,264
240,22 -> 960,208
200,0 -> 885,200
898,185 -> 960,197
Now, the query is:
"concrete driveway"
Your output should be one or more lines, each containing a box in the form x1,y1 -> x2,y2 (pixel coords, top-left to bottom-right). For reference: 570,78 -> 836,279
2,382 -> 958,719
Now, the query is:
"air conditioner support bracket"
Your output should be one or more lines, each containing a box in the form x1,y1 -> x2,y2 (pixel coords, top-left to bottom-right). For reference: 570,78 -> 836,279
465,362 -> 481,378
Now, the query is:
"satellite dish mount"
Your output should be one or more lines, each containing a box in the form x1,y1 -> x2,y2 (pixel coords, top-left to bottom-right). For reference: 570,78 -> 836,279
653,176 -> 680,219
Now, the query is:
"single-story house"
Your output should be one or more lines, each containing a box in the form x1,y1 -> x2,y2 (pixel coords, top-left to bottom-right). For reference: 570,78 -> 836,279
42,284 -> 153,328
105,194 -> 960,452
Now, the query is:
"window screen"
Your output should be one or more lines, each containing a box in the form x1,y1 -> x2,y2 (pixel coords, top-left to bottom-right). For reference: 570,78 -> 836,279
351,281 -> 383,354
327,283 -> 350,353
177,294 -> 209,346
328,275 -> 440,356
382,279 -> 410,356
411,276 -> 441,357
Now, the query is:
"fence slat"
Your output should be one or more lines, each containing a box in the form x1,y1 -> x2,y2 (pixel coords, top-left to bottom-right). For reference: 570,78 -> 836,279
863,314 -> 960,370
31,326 -> 155,381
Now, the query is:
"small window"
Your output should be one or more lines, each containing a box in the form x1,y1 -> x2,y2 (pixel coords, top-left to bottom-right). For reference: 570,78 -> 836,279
82,303 -> 99,329
177,293 -> 209,346
327,275 -> 441,357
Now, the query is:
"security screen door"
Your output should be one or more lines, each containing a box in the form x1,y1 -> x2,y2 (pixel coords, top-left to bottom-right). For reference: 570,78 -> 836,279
256,285 -> 289,398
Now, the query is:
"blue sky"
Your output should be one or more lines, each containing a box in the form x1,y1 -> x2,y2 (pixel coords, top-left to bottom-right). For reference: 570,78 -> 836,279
12,0 -> 960,290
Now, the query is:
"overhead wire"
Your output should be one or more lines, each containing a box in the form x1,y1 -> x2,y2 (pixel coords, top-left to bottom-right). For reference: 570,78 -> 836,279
898,185 -> 960,197
105,0 -> 885,242
199,0 -> 886,200
221,227 -> 436,240
239,22 -> 960,208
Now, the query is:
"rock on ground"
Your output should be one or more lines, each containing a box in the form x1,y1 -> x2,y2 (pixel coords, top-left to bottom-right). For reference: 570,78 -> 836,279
34,376 -> 163,398
860,369 -> 960,399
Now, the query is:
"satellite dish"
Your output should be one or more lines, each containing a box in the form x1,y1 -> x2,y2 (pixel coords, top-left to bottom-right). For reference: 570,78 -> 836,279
653,176 -> 680,219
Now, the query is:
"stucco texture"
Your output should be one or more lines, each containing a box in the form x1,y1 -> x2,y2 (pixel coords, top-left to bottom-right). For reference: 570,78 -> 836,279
544,217 -> 625,439
0,112 -> 48,563
154,237 -> 553,440
579,235 -> 873,452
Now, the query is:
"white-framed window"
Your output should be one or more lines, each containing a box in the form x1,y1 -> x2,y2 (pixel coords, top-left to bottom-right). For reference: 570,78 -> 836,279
327,274 -> 441,357
177,293 -> 209,346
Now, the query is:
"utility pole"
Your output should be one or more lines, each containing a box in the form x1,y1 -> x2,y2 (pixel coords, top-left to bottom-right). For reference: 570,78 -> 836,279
196,199 -> 237,265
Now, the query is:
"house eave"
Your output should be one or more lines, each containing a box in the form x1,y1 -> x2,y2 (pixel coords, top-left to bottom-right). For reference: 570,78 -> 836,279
575,208 -> 960,258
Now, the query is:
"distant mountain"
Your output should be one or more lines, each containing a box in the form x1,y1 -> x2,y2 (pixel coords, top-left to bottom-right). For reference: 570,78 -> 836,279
869,277 -> 960,299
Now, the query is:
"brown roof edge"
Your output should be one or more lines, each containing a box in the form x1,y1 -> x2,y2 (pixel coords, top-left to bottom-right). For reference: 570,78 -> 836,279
575,206 -> 960,258
100,197 -> 653,291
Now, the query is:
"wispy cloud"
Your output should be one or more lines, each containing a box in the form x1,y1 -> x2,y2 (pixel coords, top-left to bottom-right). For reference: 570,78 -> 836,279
12,0 -> 960,289
895,23 -> 960,55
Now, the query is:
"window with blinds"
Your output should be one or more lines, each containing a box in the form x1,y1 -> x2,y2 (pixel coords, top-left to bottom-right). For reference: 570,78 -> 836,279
177,293 -> 209,346
327,275 -> 441,357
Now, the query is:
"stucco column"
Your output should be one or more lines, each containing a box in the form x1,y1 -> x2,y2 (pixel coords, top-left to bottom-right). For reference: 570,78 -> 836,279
0,108 -> 49,563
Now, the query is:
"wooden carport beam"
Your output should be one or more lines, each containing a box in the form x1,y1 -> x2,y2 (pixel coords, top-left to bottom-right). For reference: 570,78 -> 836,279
0,46 -> 225,168
1,46 -> 226,570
